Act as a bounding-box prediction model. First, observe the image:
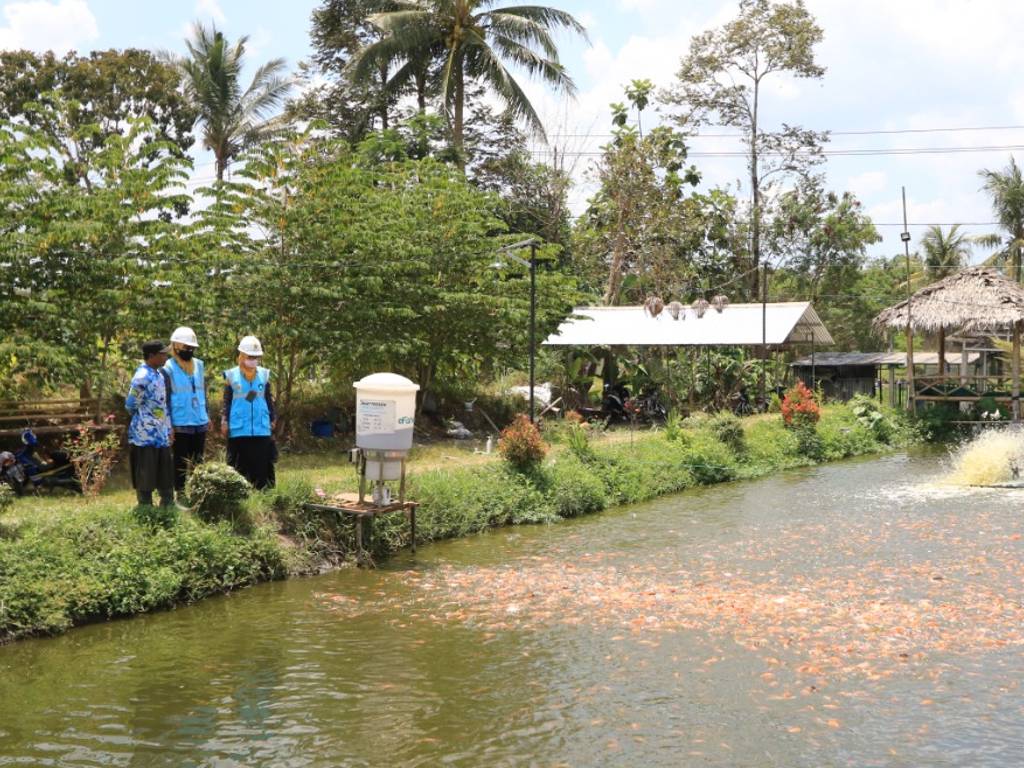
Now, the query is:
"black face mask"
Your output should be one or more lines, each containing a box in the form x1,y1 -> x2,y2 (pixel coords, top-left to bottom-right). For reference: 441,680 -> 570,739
178,349 -> 195,361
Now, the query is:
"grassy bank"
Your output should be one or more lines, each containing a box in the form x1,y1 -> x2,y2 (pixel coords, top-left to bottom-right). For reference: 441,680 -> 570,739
0,401 -> 917,643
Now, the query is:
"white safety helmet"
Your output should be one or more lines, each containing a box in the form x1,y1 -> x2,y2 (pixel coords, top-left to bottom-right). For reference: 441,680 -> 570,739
237,335 -> 264,357
170,326 -> 199,347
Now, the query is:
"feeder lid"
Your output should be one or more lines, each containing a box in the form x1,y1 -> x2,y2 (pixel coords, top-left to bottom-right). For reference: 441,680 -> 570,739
353,372 -> 420,392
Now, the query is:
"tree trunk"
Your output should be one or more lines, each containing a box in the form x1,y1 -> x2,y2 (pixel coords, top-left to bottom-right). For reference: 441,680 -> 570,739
378,64 -> 390,130
416,70 -> 427,114
453,63 -> 465,168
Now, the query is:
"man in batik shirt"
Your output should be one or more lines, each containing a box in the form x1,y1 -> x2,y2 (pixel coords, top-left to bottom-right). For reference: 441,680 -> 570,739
126,340 -> 174,507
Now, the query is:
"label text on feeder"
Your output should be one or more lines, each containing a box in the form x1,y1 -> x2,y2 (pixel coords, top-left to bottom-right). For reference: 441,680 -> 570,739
358,399 -> 397,434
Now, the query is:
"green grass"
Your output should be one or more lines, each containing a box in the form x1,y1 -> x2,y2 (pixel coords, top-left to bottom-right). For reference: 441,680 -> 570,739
0,402 -> 917,644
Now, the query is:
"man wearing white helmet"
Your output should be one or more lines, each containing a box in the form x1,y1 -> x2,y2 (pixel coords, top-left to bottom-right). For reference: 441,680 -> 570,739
164,326 -> 209,495
222,335 -> 277,489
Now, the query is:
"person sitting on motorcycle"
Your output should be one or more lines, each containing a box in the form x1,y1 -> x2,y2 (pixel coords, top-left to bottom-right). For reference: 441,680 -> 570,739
1,451 -> 29,496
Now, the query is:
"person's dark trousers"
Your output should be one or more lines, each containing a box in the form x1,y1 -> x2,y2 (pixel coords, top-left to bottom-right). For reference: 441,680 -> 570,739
130,445 -> 175,507
172,430 -> 207,493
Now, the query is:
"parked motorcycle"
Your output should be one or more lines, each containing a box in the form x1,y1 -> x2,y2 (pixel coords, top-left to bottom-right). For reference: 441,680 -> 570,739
624,387 -> 668,424
11,429 -> 80,494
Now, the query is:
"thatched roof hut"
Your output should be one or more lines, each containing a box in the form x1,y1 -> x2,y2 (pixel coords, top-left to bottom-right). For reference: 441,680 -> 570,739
873,266 -> 1024,333
873,266 -> 1024,418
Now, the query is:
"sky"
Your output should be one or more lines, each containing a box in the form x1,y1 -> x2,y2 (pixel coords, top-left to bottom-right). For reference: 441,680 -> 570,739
3,0 -> 1024,262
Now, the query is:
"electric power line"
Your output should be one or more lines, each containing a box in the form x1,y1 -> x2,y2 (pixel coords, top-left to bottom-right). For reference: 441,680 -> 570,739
526,144 -> 1024,159
548,124 -> 1024,140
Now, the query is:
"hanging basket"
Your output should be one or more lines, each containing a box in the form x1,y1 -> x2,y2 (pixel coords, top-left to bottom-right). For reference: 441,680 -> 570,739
644,295 -> 665,317
692,297 -> 710,319
666,300 -> 685,320
711,294 -> 730,313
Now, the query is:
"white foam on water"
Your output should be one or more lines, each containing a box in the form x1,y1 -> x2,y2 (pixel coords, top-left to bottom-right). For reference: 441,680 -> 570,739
942,428 -> 1024,487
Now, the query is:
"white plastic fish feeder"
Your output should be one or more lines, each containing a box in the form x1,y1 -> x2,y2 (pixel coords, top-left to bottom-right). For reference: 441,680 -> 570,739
353,373 -> 419,506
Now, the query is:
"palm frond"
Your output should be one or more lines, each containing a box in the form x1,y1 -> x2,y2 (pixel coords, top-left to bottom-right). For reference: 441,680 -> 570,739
463,29 -> 545,138
488,4 -> 588,39
484,12 -> 560,58
488,33 -> 575,93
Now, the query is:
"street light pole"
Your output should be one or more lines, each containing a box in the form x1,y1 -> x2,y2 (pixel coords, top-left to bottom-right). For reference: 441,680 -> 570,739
494,237 -> 541,424
529,241 -> 537,424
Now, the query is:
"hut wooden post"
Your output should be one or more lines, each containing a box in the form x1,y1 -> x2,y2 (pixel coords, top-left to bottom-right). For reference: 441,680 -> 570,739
937,326 -> 946,386
906,326 -> 915,412
1013,321 -> 1021,422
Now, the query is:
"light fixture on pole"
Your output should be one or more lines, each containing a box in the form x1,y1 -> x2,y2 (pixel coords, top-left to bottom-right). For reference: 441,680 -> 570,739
492,238 -> 540,423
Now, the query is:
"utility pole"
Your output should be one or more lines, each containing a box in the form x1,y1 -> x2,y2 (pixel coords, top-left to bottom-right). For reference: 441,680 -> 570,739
760,264 -> 768,407
529,241 -> 537,424
901,187 -> 915,412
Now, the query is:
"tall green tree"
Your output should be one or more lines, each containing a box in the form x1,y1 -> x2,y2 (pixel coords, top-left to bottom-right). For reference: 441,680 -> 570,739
0,49 -> 197,191
170,23 -> 293,180
575,84 -> 703,306
920,224 -> 971,280
294,0 -> 416,142
766,179 -> 880,298
0,97 -> 191,399
663,0 -> 827,299
979,156 -> 1024,282
349,0 -> 586,159
193,128 -> 576,420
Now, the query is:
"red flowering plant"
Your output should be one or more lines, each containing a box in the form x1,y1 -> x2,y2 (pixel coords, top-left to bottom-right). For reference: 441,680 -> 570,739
780,381 -> 820,428
498,414 -> 547,470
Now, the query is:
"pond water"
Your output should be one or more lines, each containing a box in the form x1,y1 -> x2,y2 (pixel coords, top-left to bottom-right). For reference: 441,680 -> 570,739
2,450 -> 1023,767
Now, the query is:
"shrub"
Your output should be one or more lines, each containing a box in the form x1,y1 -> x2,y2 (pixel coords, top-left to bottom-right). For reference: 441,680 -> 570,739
410,464 -> 557,539
781,381 -> 820,427
564,410 -> 585,425
0,484 -> 14,515
707,411 -> 746,455
131,503 -> 179,529
973,395 -> 1009,422
566,423 -> 595,462
767,392 -> 782,414
682,431 -> 739,484
663,410 -> 684,442
0,512 -> 287,642
65,424 -> 122,496
917,402 -> 962,442
541,458 -> 607,517
498,414 -> 547,470
185,462 -> 252,530
849,394 -> 894,443
794,424 -> 824,460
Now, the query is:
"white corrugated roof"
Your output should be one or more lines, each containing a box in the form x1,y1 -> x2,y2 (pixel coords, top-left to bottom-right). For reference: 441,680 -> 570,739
790,351 -> 981,367
543,302 -> 833,347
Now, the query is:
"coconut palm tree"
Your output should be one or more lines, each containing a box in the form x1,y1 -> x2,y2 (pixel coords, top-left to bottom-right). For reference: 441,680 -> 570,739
349,0 -> 586,160
172,23 -> 294,180
979,156 -> 1024,282
920,224 -> 971,280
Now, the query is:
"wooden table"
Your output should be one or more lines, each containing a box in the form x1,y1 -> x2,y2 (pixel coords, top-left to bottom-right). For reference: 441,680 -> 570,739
304,492 -> 417,567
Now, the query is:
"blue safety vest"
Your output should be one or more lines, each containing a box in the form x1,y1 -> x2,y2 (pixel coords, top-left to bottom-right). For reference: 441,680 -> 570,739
225,366 -> 271,437
164,358 -> 208,427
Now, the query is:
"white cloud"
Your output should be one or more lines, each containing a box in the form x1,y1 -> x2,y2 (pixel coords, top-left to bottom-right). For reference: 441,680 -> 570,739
194,0 -> 225,25
0,0 -> 98,54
